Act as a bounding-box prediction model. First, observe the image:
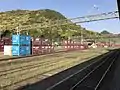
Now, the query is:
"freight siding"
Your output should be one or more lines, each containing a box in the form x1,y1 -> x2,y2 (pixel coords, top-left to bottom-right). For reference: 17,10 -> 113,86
0,36 -> 90,57
17,49 -> 120,90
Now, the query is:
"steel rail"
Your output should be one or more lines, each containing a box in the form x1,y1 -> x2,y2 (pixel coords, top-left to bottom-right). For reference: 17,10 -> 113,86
0,56 -> 94,90
70,51 -> 119,90
46,50 -> 115,90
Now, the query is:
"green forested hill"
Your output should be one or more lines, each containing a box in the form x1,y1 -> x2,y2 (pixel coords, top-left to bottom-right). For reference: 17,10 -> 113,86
0,9 -> 100,40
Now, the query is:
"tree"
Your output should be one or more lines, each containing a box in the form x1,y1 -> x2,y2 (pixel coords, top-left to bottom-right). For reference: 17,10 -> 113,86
0,9 -> 102,41
1,30 -> 11,37
101,30 -> 111,34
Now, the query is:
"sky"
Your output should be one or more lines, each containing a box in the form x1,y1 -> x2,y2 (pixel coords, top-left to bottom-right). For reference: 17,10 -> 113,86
0,0 -> 119,33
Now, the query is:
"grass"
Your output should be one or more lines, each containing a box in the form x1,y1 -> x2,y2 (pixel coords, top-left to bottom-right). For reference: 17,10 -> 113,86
0,48 -> 108,89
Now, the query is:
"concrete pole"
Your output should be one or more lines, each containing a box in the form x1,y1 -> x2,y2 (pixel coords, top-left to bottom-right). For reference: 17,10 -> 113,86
80,28 -> 83,44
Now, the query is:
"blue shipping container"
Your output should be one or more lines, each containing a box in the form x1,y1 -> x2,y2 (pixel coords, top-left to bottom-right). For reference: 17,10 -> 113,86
12,35 -> 31,45
20,35 -> 26,45
12,35 -> 20,45
12,45 -> 30,56
25,46 -> 31,55
25,36 -> 31,45
12,35 -> 25,45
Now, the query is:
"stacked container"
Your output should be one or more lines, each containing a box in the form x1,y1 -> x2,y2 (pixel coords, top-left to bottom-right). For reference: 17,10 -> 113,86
12,35 -> 31,56
3,37 -> 12,45
42,39 -> 50,54
32,38 -> 42,55
62,40 -> 88,51
0,39 -> 4,52
62,40 -> 74,51
32,38 -> 54,55
4,45 -> 12,56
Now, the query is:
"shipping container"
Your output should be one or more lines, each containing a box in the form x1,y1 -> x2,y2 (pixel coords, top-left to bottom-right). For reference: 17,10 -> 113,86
62,40 -> 68,46
25,46 -> 31,55
4,45 -> 12,56
32,50 -> 42,55
32,46 -> 42,55
32,38 -> 42,46
12,35 -> 24,45
70,41 -> 74,46
25,36 -> 31,45
12,45 -> 31,56
0,45 -> 4,52
32,45 -> 54,55
32,38 -> 41,41
4,38 -> 12,45
62,40 -> 75,46
12,46 -> 24,56
42,41 -> 50,46
0,39 -> 4,45
12,35 -> 19,44
12,35 -> 31,45
32,41 -> 42,46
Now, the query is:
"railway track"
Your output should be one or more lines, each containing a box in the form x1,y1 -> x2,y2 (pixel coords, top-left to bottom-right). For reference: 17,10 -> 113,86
0,49 -> 103,90
0,50 -> 76,62
0,49 -> 94,72
0,57 -> 66,76
0,55 -> 95,77
0,50 -> 80,71
0,48 -> 109,90
0,58 -> 93,90
45,49 -> 119,90
0,56 -> 73,89
0,48 -> 106,64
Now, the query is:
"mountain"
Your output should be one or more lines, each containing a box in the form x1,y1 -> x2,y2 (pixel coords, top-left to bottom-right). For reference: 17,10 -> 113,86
101,30 -> 111,35
0,9 -> 100,40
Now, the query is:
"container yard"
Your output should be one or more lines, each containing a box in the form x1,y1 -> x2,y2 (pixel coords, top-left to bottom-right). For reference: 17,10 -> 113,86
0,0 -> 120,90
0,34 -> 119,57
0,34 -> 55,57
0,32 -> 119,90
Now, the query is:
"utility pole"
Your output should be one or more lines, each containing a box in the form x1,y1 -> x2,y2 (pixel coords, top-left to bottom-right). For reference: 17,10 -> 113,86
16,26 -> 20,35
0,27 -> 1,39
80,28 -> 83,44
109,35 -> 111,47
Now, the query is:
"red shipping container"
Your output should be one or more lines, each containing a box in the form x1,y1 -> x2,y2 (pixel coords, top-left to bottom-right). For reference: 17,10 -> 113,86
47,46 -> 54,53
63,40 -> 72,46
32,46 -> 42,55
43,45 -> 55,54
42,41 -> 47,46
0,39 -> 4,45
67,40 -> 72,46
62,40 -> 68,46
70,41 -> 74,46
32,50 -> 42,55
32,38 -> 42,46
32,41 -> 42,46
41,46 -> 48,54
0,45 -> 4,52
3,38 -> 12,45
42,40 -> 51,46
32,37 -> 42,41
64,46 -> 68,49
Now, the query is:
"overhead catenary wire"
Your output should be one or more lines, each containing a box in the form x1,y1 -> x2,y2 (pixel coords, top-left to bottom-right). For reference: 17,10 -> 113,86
0,11 -> 118,32
18,11 -> 119,32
